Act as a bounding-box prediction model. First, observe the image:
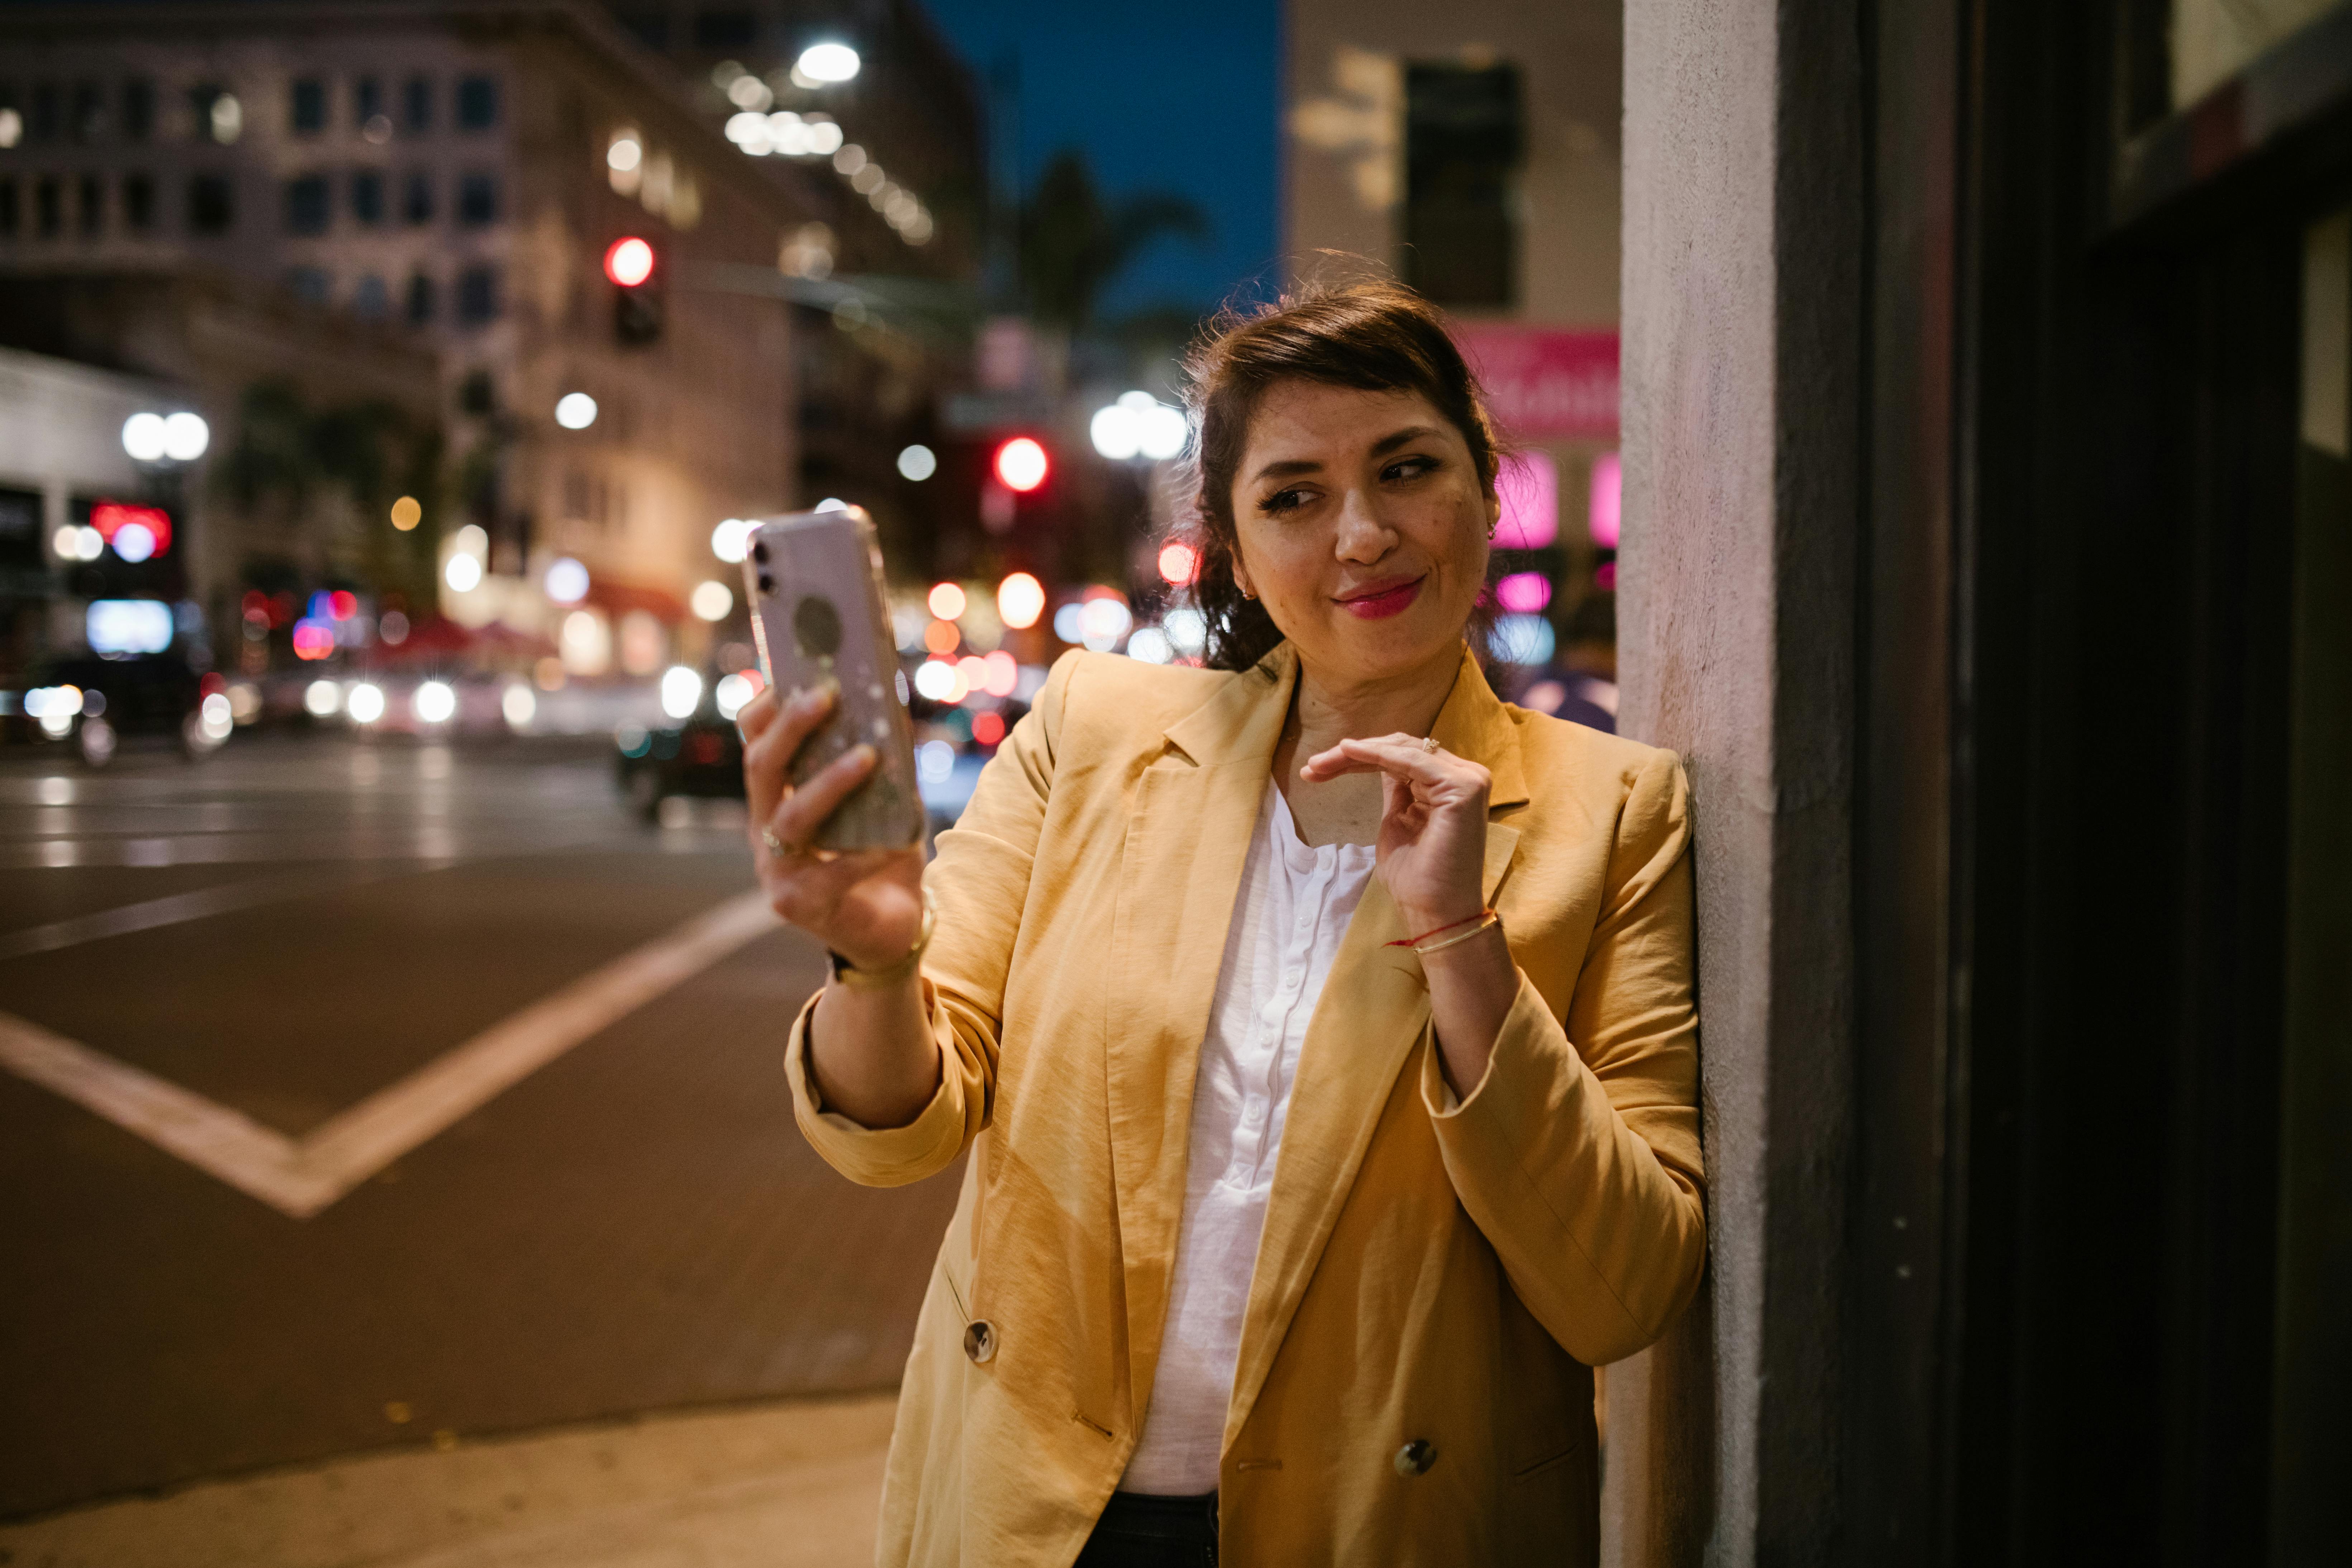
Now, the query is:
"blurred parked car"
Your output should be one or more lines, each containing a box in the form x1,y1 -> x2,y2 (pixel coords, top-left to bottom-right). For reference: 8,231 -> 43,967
1,652 -> 228,765
614,668 -> 748,821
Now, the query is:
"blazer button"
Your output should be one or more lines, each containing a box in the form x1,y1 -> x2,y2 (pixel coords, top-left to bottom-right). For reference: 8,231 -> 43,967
1394,1439 -> 1436,1477
963,1320 -> 997,1364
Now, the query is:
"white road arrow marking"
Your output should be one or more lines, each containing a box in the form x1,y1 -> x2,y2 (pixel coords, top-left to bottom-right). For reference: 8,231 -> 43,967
0,890 -> 781,1218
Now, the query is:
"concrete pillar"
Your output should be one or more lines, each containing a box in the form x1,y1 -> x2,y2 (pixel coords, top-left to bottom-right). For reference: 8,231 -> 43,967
1605,1 -> 1861,1562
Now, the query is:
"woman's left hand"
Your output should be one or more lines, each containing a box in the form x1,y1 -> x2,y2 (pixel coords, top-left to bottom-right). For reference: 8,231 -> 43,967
1299,734 -> 1489,931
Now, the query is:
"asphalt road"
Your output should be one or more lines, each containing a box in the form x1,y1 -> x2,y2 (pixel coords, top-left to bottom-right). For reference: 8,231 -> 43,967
0,731 -> 957,1522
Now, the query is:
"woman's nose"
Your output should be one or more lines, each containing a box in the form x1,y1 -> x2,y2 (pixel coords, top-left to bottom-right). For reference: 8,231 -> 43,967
1333,491 -> 1394,562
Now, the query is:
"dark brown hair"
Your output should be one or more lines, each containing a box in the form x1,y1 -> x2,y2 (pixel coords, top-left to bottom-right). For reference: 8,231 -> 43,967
1174,281 -> 1504,671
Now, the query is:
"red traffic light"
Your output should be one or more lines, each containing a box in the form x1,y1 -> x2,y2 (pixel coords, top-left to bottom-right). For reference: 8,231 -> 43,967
994,436 -> 1049,494
604,237 -> 655,288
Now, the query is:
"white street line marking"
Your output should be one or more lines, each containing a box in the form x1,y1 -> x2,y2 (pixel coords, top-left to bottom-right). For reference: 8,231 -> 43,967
0,867 -> 413,964
0,890 -> 780,1219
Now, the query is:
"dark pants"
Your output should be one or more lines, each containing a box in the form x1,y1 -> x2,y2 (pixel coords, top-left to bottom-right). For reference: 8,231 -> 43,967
1074,1491 -> 1219,1568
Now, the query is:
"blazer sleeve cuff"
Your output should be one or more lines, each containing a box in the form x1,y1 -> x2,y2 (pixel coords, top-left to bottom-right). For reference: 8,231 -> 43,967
783,980 -> 966,1186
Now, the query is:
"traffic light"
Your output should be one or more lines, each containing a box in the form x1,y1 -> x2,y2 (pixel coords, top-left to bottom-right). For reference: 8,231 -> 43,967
993,436 -> 1049,493
606,236 -> 663,346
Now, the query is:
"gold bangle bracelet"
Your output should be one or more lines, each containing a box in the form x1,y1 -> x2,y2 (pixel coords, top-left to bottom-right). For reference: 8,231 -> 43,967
1412,909 -> 1501,956
831,887 -> 937,991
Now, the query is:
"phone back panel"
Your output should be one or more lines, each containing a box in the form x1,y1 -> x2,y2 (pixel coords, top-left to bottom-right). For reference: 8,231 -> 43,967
743,509 -> 923,850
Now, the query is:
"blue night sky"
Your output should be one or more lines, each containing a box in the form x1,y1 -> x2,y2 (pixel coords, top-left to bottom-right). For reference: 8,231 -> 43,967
918,0 -> 1282,320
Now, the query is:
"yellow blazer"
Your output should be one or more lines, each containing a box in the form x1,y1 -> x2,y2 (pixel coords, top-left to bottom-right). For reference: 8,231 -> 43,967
785,641 -> 1705,1567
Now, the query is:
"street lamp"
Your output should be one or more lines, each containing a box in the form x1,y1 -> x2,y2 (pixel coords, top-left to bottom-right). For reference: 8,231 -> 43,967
794,43 -> 861,86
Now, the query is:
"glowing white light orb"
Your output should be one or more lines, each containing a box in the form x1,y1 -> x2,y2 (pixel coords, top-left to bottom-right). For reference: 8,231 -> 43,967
660,665 -> 703,719
1127,627 -> 1173,664
912,659 -> 957,702
711,518 -> 752,563
1089,404 -> 1141,461
122,412 -> 167,462
544,556 -> 590,605
304,679 -> 342,716
413,681 -> 457,724
162,412 -> 210,461
715,672 -> 754,719
996,571 -> 1045,631
444,553 -> 483,593
897,444 -> 937,481
607,136 -> 642,171
917,738 -> 955,782
347,683 -> 386,723
796,43 -> 861,84
690,580 -> 733,621
1163,607 -> 1207,655
555,392 -> 598,429
502,684 -> 536,728
110,521 -> 156,563
928,581 -> 966,620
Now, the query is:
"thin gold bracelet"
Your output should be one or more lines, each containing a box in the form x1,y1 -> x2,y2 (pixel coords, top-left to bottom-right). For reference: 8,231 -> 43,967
831,887 -> 937,991
1412,909 -> 1501,956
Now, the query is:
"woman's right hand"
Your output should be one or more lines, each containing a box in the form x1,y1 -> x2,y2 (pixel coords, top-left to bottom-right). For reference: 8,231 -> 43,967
739,683 -> 926,970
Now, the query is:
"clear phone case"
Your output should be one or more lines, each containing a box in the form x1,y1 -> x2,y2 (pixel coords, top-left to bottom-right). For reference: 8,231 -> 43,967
743,509 -> 924,850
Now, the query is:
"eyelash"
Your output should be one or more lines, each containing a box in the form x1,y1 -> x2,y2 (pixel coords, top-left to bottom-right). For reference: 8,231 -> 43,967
1255,455 -> 1441,516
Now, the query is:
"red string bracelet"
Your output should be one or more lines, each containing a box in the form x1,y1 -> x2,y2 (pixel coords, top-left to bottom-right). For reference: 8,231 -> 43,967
1386,908 -> 1496,948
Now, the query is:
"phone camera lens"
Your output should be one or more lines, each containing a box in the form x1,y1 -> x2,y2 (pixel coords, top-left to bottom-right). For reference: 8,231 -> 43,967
752,541 -> 769,565
757,573 -> 775,595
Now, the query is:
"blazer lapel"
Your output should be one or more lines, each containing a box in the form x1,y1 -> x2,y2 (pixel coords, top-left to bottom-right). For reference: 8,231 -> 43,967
1104,646 -> 1297,1429
1223,647 -> 1529,1444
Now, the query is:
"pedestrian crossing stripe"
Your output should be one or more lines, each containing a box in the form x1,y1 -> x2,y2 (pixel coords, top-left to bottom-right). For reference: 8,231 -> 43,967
0,891 -> 780,1218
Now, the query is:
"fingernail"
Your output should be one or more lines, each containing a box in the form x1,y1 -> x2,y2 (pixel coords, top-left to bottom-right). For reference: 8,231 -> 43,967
852,743 -> 876,766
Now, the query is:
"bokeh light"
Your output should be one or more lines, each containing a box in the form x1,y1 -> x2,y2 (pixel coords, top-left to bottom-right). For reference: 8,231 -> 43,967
996,571 -> 1045,630
1158,542 -> 1198,585
928,581 -> 966,619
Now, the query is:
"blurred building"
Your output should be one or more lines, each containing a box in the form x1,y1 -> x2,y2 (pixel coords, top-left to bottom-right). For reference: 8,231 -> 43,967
0,0 -> 943,678
1282,0 -> 1623,717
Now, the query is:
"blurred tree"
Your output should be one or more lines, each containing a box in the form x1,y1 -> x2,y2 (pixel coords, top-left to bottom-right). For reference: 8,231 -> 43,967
1018,151 -> 1210,330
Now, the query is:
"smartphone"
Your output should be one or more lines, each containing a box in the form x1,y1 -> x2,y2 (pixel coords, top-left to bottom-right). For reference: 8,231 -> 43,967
743,508 -> 925,851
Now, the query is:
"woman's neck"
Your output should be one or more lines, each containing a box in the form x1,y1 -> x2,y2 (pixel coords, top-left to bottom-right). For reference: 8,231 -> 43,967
1289,643 -> 1464,755
1274,643 -> 1464,847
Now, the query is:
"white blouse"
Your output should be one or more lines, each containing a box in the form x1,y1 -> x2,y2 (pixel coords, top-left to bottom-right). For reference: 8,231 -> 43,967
1119,784 -> 1379,1496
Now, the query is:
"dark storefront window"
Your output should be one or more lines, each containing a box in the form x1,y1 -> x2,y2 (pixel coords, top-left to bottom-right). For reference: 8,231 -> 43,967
290,77 -> 326,135
404,75 -> 432,133
122,77 -> 153,141
356,76 -> 381,128
455,265 -> 499,326
285,266 -> 329,305
284,174 -> 329,234
122,171 -> 153,231
405,271 -> 436,324
456,76 -> 498,131
1402,62 -> 1522,309
30,81 -> 58,143
401,170 -> 433,224
351,169 -> 383,225
0,487 -> 42,570
694,9 -> 759,49
187,173 -> 234,234
34,176 -> 60,237
76,172 -> 101,236
456,172 -> 496,226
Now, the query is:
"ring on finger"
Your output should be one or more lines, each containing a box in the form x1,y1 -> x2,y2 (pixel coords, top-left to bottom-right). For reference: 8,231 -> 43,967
1420,735 -> 1441,755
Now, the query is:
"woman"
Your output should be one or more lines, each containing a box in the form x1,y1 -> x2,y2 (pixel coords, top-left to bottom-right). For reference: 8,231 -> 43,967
738,283 -> 1705,1567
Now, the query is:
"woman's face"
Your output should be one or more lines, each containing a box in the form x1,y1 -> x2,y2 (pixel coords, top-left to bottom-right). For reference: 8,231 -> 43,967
1228,379 -> 1497,688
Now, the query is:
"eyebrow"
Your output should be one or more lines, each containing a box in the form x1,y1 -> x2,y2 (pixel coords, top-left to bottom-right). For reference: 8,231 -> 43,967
1249,425 -> 1445,484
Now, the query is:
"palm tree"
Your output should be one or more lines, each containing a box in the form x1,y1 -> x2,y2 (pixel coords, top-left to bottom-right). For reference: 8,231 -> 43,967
1017,151 -> 1210,331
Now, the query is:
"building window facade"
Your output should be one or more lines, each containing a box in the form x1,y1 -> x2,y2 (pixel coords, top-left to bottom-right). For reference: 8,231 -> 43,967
1401,62 -> 1523,309
456,76 -> 498,130
122,77 -> 152,140
405,271 -> 435,324
76,171 -> 101,235
456,171 -> 496,226
284,174 -> 329,234
352,169 -> 384,225
188,172 -> 233,233
355,76 -> 381,129
122,171 -> 153,231
70,80 -> 103,142
0,181 -> 18,238
285,266 -> 329,305
34,176 -> 60,237
353,272 -> 390,319
401,170 -> 432,224
290,77 -> 326,135
403,75 -> 432,133
455,264 -> 498,325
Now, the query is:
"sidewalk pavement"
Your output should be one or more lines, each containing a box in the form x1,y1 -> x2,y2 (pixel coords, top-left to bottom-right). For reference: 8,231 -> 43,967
0,1393 -> 895,1568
